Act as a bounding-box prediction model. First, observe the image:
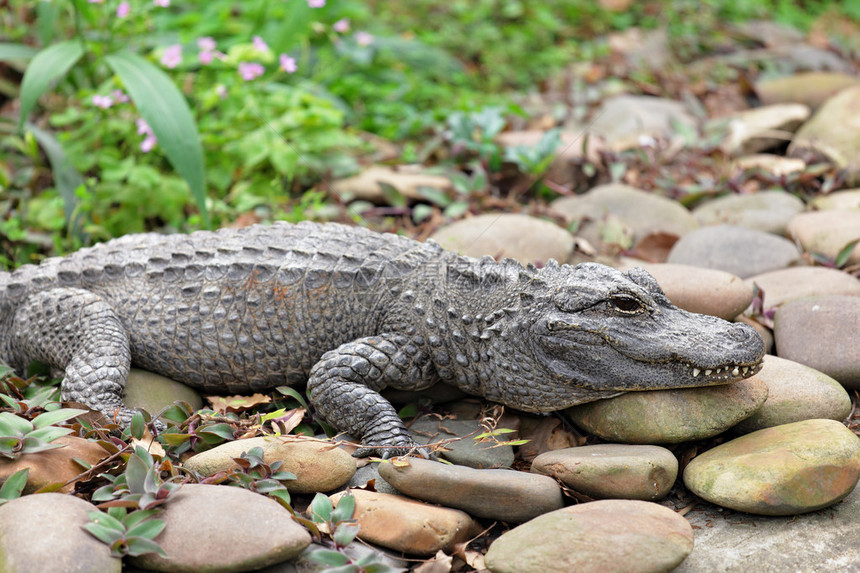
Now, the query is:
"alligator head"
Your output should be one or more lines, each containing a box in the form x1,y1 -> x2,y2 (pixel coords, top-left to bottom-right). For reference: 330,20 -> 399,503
492,261 -> 765,411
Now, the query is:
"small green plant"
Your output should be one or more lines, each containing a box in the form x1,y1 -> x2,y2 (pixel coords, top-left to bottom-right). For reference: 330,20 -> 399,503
92,445 -> 182,510
0,408 -> 87,459
83,507 -> 167,558
221,446 -> 296,506
301,492 -> 403,573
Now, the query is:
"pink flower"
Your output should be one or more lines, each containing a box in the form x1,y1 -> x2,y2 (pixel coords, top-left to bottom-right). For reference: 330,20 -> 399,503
136,118 -> 157,153
197,37 -> 216,52
355,31 -> 374,46
161,44 -> 182,69
307,0 -> 325,7
333,19 -> 350,33
92,95 -> 113,109
238,62 -> 265,81
279,54 -> 297,73
153,0 -> 170,6
252,35 -> 269,53
111,90 -> 129,103
116,1 -> 130,17
199,51 -> 214,65
88,0 -> 104,4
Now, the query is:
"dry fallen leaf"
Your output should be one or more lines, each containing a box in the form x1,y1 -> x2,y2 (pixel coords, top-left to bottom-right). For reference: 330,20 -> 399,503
207,393 -> 272,414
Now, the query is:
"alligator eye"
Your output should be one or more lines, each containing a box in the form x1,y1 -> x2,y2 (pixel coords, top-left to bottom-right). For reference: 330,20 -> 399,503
609,295 -> 643,314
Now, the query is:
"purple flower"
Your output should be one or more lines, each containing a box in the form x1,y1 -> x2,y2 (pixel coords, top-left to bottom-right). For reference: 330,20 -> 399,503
238,62 -> 265,81
279,54 -> 297,73
333,18 -> 350,33
136,118 -> 157,153
161,44 -> 182,69
153,0 -> 170,6
199,51 -> 214,65
92,95 -> 113,109
307,0 -> 325,7
111,90 -> 129,103
116,1 -> 130,17
355,31 -> 374,46
88,0 -> 104,4
252,35 -> 269,53
197,37 -> 216,52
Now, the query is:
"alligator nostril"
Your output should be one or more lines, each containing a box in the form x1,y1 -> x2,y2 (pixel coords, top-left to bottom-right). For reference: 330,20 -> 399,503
731,323 -> 756,342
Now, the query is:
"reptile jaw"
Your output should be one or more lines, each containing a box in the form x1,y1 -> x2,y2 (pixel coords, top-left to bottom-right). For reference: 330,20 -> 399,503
689,360 -> 762,383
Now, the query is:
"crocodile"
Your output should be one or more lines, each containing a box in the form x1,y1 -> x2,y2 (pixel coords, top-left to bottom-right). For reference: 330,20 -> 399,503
0,221 -> 764,456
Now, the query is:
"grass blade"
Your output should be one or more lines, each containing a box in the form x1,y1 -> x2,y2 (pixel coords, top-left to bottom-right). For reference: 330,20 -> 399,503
105,50 -> 209,227
18,40 -> 84,129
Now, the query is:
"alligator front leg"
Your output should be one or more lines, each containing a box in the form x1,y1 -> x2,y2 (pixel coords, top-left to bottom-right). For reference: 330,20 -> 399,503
8,287 -> 142,427
307,333 -> 436,458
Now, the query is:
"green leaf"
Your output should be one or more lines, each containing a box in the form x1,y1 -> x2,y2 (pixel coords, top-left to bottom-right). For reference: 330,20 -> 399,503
309,492 -> 333,523
31,407 -> 88,429
834,238 -> 859,268
306,548 -> 350,567
82,522 -> 123,546
124,451 -> 150,495
124,536 -> 168,558
18,40 -> 85,129
275,386 -> 310,410
123,509 -> 161,529
331,493 -> 355,524
24,426 -> 73,443
126,518 -> 166,540
104,50 -> 209,227
0,412 -> 34,436
88,510 -> 125,532
0,43 -> 38,62
332,522 -> 361,547
198,423 -> 235,440
0,468 -> 29,500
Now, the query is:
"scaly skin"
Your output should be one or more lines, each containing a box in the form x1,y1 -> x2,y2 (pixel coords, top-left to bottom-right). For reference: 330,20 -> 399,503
0,221 -> 765,456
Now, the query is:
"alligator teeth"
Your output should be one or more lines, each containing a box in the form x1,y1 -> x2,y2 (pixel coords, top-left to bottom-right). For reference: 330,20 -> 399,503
705,369 -> 712,376
693,368 -> 700,377
715,368 -> 722,374
742,367 -> 749,375
732,367 -> 740,376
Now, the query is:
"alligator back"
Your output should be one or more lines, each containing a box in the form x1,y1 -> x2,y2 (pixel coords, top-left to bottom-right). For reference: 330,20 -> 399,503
0,221 -> 449,392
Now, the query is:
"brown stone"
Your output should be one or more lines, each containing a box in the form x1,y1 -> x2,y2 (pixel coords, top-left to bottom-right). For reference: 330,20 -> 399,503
0,435 -> 110,493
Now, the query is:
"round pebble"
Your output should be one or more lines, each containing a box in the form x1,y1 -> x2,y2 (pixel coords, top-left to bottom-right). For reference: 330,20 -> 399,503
484,500 -> 694,573
551,183 -> 698,247
787,210 -> 860,267
0,436 -> 109,494
182,436 -> 356,493
409,417 -> 515,469
719,103 -> 810,155
744,266 -> 860,309
691,190 -> 804,235
734,355 -> 851,433
667,225 -> 801,278
531,444 -> 678,501
683,419 -> 860,516
773,295 -> 860,389
567,377 -> 768,444
809,188 -> 860,211
429,213 -> 574,264
378,457 -> 563,523
329,489 -> 479,556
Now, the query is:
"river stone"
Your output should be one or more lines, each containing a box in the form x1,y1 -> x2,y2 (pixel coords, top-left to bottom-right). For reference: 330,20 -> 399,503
329,489 -> 479,556
719,104 -> 810,155
378,457 -> 564,522
0,435 -> 109,494
551,183 -> 698,248
567,377 -> 768,444
182,436 -> 356,493
409,417 -> 515,469
484,500 -> 694,573
347,463 -> 400,495
789,85 -> 860,185
329,164 -> 451,202
0,493 -> 121,573
619,262 -> 753,320
691,190 -> 805,236
676,485 -> 860,572
733,154 -> 806,178
787,210 -> 860,266
809,188 -> 860,211
683,419 -> 860,516
531,444 -> 678,501
773,295 -> 860,389
429,213 -> 574,264
734,355 -> 851,433
588,95 -> 697,151
124,368 -> 204,419
755,72 -> 860,110
667,225 -> 801,278
129,484 -> 310,571
744,266 -> 860,309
